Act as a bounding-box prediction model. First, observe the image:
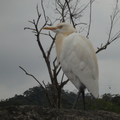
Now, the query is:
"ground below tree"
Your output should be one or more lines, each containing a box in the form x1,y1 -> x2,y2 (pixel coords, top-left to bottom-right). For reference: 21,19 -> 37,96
0,105 -> 120,120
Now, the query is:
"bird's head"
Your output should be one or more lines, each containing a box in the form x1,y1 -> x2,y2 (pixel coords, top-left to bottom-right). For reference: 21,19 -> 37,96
42,22 -> 76,34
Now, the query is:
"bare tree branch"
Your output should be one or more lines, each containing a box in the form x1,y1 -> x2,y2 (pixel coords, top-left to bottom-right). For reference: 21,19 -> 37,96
19,66 -> 53,107
41,0 -> 47,22
60,79 -> 69,89
19,66 -> 42,86
96,0 -> 120,53
86,0 -> 93,38
65,0 -> 75,27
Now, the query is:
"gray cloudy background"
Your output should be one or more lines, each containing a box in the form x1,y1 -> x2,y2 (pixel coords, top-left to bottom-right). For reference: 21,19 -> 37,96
0,0 -> 120,100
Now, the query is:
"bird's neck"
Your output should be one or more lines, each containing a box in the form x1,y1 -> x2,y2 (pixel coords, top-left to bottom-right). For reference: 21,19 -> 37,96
55,33 -> 67,63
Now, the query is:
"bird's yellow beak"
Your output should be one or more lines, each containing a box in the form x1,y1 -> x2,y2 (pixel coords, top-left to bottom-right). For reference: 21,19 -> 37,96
42,26 -> 58,30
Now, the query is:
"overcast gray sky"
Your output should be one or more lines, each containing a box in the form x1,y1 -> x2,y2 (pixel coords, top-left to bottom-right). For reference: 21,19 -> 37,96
0,0 -> 120,100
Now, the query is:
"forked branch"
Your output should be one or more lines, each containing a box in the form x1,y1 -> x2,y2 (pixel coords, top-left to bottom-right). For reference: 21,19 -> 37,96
96,0 -> 120,54
19,66 -> 53,107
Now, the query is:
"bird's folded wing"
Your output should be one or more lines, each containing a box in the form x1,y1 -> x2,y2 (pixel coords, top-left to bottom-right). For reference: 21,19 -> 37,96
60,33 -> 99,98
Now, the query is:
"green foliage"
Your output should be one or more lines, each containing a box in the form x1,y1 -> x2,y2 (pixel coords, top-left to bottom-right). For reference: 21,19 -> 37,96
111,94 -> 120,106
0,86 -> 49,107
0,86 -> 120,114
61,90 -> 76,108
85,99 -> 120,113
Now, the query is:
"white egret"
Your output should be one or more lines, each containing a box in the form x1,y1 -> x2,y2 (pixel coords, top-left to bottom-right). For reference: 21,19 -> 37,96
42,23 -> 99,109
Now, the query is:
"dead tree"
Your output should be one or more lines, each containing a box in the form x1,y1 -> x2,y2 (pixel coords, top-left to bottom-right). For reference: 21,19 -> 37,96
20,0 -> 120,108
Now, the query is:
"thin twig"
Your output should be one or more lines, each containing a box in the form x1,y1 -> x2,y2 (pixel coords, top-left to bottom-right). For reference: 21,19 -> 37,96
96,0 -> 120,54
86,0 -> 93,38
60,73 -> 65,85
59,79 -> 69,89
41,0 -> 46,21
19,66 -> 53,107
65,0 -> 75,27
19,66 -> 42,86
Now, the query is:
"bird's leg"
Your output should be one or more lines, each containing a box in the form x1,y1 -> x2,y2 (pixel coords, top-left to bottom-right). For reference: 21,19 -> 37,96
81,90 -> 85,110
72,89 -> 81,109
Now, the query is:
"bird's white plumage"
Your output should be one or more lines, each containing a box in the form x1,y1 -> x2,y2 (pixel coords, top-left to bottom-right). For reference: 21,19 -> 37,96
60,33 -> 99,98
42,22 -> 99,98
